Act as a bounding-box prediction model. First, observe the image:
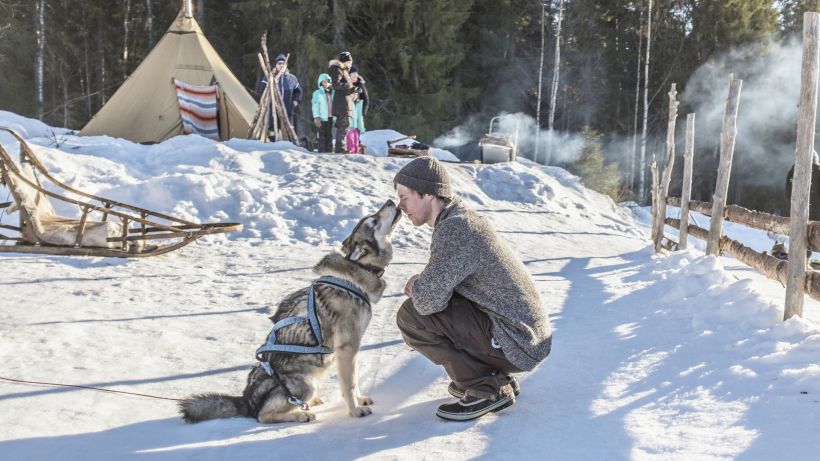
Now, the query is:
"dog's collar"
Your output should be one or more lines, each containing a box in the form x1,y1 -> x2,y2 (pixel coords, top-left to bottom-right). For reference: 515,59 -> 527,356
345,256 -> 385,279
359,263 -> 385,279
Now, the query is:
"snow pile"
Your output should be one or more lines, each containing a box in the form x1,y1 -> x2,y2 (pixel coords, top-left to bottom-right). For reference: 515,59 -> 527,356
0,111 -> 819,460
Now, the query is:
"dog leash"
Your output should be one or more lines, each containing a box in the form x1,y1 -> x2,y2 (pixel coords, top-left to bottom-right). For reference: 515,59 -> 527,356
0,375 -> 181,401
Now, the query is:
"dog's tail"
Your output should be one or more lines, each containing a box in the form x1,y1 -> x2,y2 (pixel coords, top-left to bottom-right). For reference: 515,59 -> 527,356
178,393 -> 252,423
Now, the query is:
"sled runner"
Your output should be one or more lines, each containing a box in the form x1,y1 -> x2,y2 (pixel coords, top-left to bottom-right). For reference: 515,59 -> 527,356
0,127 -> 242,257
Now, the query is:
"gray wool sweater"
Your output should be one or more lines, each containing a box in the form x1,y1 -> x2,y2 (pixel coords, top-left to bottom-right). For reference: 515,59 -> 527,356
410,197 -> 552,371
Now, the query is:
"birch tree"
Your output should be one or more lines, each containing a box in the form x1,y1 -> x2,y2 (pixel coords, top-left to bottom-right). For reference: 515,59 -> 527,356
35,0 -> 45,119
545,0 -> 565,165
145,0 -> 154,48
122,0 -> 131,80
638,0 -> 652,204
535,0 -> 546,163
629,6 -> 643,194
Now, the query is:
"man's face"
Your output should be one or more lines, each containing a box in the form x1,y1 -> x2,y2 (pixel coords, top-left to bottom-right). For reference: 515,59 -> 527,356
275,60 -> 286,71
396,183 -> 433,227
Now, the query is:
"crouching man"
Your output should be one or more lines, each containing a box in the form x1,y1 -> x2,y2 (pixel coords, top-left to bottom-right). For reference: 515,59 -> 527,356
394,156 -> 552,421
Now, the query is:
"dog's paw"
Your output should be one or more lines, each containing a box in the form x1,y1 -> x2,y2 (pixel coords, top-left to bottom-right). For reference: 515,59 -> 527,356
349,406 -> 373,417
297,411 -> 317,423
308,396 -> 325,406
356,395 -> 373,406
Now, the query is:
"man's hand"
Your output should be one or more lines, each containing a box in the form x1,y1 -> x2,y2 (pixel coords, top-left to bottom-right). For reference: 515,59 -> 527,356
404,274 -> 419,297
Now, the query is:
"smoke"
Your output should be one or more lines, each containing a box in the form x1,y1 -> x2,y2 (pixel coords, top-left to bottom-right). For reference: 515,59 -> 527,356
681,37 -> 804,189
434,112 -> 588,165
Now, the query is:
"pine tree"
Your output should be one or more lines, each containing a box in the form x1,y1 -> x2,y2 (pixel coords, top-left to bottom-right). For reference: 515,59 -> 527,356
346,0 -> 474,140
571,126 -> 621,199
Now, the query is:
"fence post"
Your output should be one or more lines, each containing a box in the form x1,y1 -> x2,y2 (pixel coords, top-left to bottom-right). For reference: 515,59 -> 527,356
653,84 -> 679,252
650,156 -> 660,243
785,12 -> 820,320
706,74 -> 742,256
679,113 -> 695,250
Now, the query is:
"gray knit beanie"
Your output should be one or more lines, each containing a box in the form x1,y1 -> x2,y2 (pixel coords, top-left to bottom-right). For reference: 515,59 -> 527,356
393,156 -> 452,199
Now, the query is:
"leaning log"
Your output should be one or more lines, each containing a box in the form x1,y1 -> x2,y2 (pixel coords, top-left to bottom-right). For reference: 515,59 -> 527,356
667,197 -> 820,252
707,74 -> 743,256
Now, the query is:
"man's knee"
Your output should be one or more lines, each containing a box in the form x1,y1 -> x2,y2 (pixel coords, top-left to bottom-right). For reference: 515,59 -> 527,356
396,298 -> 420,333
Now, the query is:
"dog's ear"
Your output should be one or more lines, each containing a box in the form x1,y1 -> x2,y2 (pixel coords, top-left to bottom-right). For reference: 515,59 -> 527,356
341,235 -> 353,256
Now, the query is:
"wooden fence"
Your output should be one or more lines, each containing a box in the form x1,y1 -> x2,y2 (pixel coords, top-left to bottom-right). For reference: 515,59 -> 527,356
651,12 -> 820,320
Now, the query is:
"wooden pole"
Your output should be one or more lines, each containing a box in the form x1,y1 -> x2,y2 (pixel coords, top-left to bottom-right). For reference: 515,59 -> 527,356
650,156 -> 660,244
706,74 -> 742,256
785,12 -> 820,320
654,84 -> 679,252
679,113 -> 695,250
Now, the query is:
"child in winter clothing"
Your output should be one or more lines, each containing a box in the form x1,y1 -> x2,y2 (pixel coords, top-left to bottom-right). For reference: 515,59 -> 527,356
346,66 -> 369,154
311,73 -> 334,153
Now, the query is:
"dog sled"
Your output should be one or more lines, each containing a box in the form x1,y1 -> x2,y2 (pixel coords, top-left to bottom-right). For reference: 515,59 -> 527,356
0,128 -> 242,257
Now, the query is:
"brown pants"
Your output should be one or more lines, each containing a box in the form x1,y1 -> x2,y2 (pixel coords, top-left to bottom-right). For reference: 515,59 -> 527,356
396,294 -> 521,398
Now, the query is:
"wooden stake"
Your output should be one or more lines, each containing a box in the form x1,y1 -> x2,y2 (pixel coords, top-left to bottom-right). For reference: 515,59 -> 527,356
654,84 -> 679,252
706,74 -> 742,256
785,12 -> 820,320
679,113 -> 695,250
650,156 -> 660,243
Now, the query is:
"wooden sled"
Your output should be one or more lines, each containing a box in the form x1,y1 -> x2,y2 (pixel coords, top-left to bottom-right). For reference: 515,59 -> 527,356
387,135 -> 429,158
0,128 -> 242,257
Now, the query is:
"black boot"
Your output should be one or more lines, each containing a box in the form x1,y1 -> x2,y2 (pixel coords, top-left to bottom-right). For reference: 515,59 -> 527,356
436,385 -> 515,421
447,375 -> 520,399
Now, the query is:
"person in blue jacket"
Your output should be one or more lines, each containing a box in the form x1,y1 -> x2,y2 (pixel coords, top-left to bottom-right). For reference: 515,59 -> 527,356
311,73 -> 334,153
257,54 -> 303,136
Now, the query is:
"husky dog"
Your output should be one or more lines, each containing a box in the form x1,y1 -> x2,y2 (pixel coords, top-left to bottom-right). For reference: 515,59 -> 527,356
180,200 -> 401,424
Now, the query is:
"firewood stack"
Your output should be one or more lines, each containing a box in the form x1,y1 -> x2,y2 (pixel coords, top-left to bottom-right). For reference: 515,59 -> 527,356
248,33 -> 297,143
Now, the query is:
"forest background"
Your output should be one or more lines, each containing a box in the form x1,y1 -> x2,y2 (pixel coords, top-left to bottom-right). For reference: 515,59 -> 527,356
1,0 -> 819,211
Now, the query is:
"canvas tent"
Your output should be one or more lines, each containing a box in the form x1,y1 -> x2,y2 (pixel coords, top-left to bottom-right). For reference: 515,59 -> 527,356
80,7 -> 257,143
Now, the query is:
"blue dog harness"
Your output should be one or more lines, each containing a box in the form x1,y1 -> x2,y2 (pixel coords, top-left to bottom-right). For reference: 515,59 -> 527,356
254,275 -> 371,408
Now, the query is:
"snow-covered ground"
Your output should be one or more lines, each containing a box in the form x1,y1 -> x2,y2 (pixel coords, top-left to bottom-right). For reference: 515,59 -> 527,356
1,110 -> 818,460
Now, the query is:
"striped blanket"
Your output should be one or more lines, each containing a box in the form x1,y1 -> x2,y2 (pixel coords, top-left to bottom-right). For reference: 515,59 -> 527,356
174,79 -> 220,140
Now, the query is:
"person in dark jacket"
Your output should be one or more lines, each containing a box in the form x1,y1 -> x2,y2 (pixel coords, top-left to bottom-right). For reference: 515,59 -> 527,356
257,54 -> 303,132
785,150 -> 820,221
328,51 -> 359,153
393,157 -> 552,421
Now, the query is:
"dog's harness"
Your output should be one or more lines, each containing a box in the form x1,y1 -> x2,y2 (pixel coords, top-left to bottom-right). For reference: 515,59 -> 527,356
254,275 -> 370,409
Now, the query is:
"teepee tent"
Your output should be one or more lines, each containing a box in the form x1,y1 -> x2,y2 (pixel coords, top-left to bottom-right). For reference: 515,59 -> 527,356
80,5 -> 257,143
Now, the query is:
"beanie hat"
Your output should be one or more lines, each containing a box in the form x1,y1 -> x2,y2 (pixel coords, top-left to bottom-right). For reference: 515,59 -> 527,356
350,65 -> 359,73
274,54 -> 286,63
339,51 -> 352,63
393,156 -> 452,199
